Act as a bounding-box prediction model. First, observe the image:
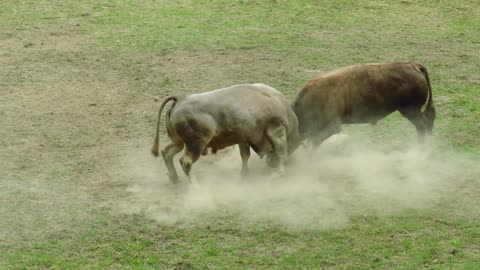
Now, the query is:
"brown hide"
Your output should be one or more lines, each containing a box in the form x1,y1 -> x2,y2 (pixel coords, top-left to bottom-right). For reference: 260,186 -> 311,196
292,63 -> 435,144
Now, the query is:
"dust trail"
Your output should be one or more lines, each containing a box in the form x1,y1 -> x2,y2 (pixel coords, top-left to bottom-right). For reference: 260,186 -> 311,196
118,134 -> 476,229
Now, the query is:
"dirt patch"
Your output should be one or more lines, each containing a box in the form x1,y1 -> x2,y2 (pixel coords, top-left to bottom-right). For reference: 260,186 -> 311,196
117,133 -> 477,229
0,23 -> 132,243
127,48 -> 305,99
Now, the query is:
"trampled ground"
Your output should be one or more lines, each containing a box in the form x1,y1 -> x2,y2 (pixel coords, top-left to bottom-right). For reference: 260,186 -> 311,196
1,1 -> 479,269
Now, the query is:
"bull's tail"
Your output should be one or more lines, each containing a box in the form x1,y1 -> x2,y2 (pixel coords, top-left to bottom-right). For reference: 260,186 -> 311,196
151,96 -> 178,157
417,64 -> 436,134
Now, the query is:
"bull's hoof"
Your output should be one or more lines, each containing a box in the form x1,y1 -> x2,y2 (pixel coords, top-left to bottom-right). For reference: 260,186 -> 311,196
188,176 -> 201,189
266,153 -> 280,168
168,174 -> 179,184
241,169 -> 249,179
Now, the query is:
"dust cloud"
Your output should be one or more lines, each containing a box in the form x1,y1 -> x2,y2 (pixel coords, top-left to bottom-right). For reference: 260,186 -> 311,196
118,134 -> 474,229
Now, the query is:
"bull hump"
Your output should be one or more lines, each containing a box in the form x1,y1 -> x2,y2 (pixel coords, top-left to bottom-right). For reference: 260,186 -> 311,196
320,62 -> 412,77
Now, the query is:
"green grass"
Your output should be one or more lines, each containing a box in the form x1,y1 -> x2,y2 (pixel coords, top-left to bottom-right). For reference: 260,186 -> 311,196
1,0 -> 479,269
2,211 -> 479,269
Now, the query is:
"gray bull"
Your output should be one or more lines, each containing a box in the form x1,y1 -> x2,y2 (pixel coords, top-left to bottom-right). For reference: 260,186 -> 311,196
151,83 -> 300,183
292,63 -> 436,149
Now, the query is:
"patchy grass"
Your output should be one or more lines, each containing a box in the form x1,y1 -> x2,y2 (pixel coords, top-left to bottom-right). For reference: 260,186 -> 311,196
1,0 -> 479,269
2,211 -> 480,269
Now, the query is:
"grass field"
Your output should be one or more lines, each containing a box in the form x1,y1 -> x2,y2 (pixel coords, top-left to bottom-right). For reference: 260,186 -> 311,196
1,0 -> 479,269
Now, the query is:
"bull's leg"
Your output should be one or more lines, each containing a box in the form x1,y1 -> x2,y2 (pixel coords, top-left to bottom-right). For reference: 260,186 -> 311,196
266,125 -> 288,175
423,104 -> 436,135
411,116 -> 427,144
238,143 -> 251,178
161,142 -> 184,183
400,109 -> 426,144
311,119 -> 342,155
179,142 -> 204,183
175,117 -> 215,184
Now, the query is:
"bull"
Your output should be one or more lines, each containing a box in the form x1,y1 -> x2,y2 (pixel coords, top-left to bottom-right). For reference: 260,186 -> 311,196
151,83 -> 301,183
292,63 -> 436,149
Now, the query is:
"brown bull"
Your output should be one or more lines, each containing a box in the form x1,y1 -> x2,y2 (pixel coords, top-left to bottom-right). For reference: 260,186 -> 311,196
151,83 -> 301,183
292,63 -> 436,148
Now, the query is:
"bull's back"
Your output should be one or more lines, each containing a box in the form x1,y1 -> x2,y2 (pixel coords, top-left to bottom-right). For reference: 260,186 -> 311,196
295,63 -> 428,124
170,84 -> 290,139
180,84 -> 287,119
